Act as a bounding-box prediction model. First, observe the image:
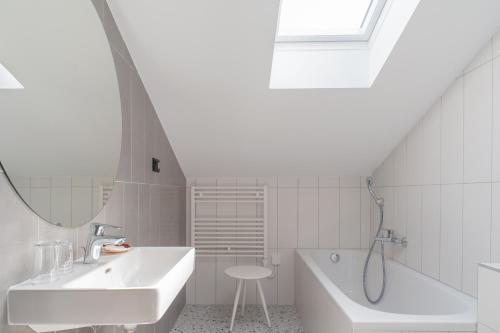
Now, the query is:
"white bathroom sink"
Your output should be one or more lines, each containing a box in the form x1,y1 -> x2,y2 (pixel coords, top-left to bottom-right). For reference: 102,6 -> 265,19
7,247 -> 195,332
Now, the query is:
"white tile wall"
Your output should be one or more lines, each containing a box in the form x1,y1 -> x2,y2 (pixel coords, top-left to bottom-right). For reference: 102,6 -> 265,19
491,183 -> 500,262
405,186 -> 422,271
340,187 -> 361,248
478,265 -> 500,333
318,187 -> 340,248
423,102 -> 442,185
492,58 -> 500,181
373,33 -> 500,297
186,176 -> 368,305
463,61 -> 492,183
439,184 -> 463,290
462,183 -> 491,296
11,176 -> 113,228
441,77 -> 464,184
298,186 -> 319,248
421,185 -> 440,279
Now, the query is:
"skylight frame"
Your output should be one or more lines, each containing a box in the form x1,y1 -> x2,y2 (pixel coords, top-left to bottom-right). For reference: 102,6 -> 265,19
0,63 -> 23,89
276,0 -> 387,43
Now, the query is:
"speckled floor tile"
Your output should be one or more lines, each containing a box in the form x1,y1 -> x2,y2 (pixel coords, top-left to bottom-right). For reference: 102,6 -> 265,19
170,305 -> 304,333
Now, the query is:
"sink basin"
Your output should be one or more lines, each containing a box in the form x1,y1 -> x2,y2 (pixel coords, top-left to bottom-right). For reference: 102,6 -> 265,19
8,247 -> 195,332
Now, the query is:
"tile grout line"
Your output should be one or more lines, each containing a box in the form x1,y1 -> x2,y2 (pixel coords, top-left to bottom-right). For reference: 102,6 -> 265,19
461,68 -> 465,292
490,48 -> 494,263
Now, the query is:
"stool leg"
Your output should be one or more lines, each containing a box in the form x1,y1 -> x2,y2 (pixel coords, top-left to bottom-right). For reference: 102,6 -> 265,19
241,280 -> 247,315
230,279 -> 242,332
256,280 -> 271,327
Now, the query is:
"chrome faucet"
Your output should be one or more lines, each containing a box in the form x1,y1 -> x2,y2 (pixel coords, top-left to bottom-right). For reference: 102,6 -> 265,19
83,223 -> 126,264
375,228 -> 408,248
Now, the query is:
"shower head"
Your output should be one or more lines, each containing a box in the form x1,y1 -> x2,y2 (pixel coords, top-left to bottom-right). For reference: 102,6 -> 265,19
366,177 -> 384,207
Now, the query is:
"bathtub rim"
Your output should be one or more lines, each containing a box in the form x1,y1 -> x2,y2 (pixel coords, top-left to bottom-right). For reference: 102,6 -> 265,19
296,249 -> 477,331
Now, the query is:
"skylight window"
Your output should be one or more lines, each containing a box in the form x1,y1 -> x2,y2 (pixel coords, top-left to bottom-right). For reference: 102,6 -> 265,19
276,0 -> 387,42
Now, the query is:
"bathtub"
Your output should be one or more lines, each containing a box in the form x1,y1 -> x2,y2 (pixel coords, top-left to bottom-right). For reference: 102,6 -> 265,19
295,249 -> 476,333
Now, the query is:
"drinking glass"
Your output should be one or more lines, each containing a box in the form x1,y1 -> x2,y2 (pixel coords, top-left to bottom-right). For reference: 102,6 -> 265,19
56,240 -> 73,274
31,241 -> 61,284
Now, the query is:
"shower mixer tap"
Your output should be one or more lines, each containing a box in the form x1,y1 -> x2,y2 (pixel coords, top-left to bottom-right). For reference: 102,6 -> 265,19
375,228 -> 408,248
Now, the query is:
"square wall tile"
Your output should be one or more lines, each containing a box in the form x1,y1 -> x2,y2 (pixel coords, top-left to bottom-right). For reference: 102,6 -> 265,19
51,176 -> 71,188
440,184 -> 463,289
464,62 -> 492,183
277,187 -> 298,248
360,188 -> 372,250
30,188 -> 51,221
319,176 -> 340,187
215,256 -> 237,304
406,186 -> 422,271
260,250 -> 278,305
423,101 -> 441,185
130,70 -> 146,183
116,92 -> 131,182
421,185 -> 440,279
51,187 -> 71,227
72,177 -> 92,187
267,187 -> 278,249
392,187 -> 408,263
441,77 -> 464,184
380,151 -> 396,187
463,183 -> 491,296
492,58 -> 500,181
277,249 -> 295,305
298,176 -> 318,188
278,177 -> 298,187
394,143 -> 407,186
124,183 -> 139,245
318,187 -> 340,248
138,184 -> 151,246
340,176 -> 361,188
106,182 -> 124,228
298,187 -> 318,248
195,257 -> 216,304
339,187 -> 361,248
491,182 -> 500,262
30,177 -> 50,188
257,177 -> 278,187
406,122 -> 424,185
72,187 -> 92,228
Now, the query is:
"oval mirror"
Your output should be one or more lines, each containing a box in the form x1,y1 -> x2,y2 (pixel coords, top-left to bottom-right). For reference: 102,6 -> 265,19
0,0 -> 122,228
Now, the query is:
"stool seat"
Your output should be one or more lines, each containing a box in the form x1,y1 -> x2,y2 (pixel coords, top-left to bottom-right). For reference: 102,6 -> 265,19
225,265 -> 272,280
225,265 -> 272,331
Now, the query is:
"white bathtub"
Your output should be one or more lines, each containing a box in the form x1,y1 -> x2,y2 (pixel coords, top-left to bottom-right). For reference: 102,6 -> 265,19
295,249 -> 476,333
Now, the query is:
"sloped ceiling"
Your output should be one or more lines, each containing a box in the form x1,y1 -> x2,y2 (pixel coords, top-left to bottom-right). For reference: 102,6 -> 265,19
107,0 -> 500,177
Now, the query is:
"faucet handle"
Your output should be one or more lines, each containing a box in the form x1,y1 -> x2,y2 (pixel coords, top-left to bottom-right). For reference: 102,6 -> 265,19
89,223 -> 122,236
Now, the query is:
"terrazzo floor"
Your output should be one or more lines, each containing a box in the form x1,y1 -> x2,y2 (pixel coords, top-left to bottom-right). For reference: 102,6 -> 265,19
170,305 -> 305,333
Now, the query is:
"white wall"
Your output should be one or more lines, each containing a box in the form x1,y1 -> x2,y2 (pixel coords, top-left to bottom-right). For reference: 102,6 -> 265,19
185,176 -> 370,305
372,29 -> 500,297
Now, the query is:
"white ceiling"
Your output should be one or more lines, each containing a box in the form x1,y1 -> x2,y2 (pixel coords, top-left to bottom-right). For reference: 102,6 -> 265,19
108,0 -> 500,177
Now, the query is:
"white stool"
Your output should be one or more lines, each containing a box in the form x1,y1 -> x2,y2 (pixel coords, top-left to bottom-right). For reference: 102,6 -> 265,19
225,265 -> 272,332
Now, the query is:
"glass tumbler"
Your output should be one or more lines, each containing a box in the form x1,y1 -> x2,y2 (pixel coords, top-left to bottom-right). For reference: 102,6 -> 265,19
56,240 -> 73,274
31,241 -> 61,284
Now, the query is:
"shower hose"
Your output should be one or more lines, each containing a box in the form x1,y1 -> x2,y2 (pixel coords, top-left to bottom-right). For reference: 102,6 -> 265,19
362,201 -> 386,304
